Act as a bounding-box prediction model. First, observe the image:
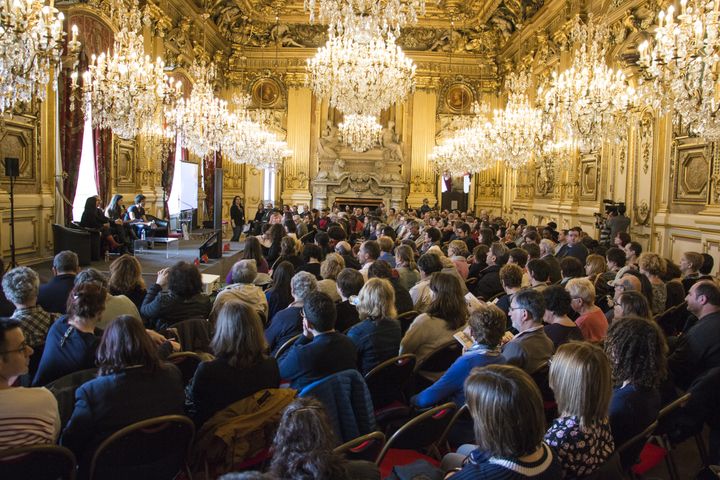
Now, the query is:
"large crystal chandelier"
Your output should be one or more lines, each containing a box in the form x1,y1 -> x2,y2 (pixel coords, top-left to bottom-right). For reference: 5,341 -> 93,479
338,113 -> 382,152
430,107 -> 496,175
78,0 -> 170,139
304,0 -> 425,38
0,0 -> 79,114
637,0 -> 720,140
306,32 -> 415,117
167,61 -> 230,158
539,15 -> 637,152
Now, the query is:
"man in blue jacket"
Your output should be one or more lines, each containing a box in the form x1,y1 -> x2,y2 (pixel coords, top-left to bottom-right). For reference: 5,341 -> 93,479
279,291 -> 358,390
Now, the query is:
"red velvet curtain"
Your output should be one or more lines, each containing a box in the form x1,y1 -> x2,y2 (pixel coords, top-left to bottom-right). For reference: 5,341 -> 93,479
203,151 -> 216,220
161,137 -> 177,218
92,127 -> 112,205
59,56 -> 85,225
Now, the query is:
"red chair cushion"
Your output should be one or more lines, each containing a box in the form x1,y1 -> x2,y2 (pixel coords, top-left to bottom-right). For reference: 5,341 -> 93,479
631,442 -> 667,475
379,449 -> 440,479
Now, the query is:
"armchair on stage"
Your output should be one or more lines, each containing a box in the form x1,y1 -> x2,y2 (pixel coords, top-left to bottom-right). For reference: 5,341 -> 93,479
52,223 -> 101,265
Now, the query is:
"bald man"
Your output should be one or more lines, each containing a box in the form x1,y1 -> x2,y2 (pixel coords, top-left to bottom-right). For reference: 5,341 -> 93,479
606,274 -> 643,322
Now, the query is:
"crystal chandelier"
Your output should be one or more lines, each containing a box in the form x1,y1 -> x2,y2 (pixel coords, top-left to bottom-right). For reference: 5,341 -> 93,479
304,0 -> 425,38
0,0 -> 80,114
430,107 -> 496,175
306,32 -> 415,117
166,61 -> 230,158
338,113 -> 382,152
539,15 -> 637,152
637,0 -> 720,140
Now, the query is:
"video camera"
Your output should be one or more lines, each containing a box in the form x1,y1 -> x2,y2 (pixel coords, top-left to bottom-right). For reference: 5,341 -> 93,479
594,200 -> 626,230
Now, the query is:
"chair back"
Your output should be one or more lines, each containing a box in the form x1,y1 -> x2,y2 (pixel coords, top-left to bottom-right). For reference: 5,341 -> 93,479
166,318 -> 212,353
0,445 -> 76,480
167,352 -> 204,387
46,368 -> 99,428
364,354 -> 416,409
415,340 -> 462,374
334,431 -> 386,463
375,402 -> 457,465
437,404 -> 471,448
396,310 -> 419,336
617,419 -> 659,471
658,393 -> 691,420
274,333 -> 301,359
88,415 -> 194,480
485,291 -> 504,302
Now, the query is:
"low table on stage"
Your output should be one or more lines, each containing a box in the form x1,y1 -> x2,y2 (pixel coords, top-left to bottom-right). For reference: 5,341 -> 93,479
134,237 -> 179,259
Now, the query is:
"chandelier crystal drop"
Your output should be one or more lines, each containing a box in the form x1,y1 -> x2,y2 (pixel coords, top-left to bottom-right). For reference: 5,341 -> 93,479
0,0 -> 79,114
338,113 -> 382,152
637,0 -> 720,140
78,0 -> 171,139
306,33 -> 416,117
304,0 -> 425,38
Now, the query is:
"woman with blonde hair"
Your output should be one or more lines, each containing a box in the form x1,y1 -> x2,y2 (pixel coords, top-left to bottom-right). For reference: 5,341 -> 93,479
187,301 -> 279,426
448,240 -> 470,279
584,254 -> 607,283
395,244 -> 420,291
545,342 -> 614,479
316,253 -> 345,303
567,277 -> 608,342
346,278 -> 401,375
638,252 -> 667,314
108,254 -> 146,309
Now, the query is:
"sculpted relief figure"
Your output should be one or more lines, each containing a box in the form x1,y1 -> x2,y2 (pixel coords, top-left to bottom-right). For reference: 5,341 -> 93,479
318,121 -> 340,160
381,121 -> 404,162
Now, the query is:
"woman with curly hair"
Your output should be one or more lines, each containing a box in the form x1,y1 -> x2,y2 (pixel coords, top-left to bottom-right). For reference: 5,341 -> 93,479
268,397 -> 379,480
604,316 -> 667,468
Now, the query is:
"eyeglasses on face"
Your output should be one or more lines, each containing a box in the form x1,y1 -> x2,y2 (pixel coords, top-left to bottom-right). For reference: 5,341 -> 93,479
0,342 -> 30,355
508,305 -> 525,312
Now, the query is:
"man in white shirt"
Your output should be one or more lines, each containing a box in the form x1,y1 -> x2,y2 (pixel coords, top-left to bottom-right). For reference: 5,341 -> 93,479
0,318 -> 60,450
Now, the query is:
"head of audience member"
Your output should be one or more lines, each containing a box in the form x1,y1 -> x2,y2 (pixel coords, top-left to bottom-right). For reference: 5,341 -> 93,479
661,259 -> 682,282
96,315 -> 161,376
2,266 -> 40,308
566,278 -> 596,314
700,253 -> 714,275
268,223 -> 285,245
407,221 -> 420,237
231,260 -> 258,285
613,290 -> 651,320
283,219 -> 297,236
424,227 -> 442,246
685,280 -> 720,319
75,268 -> 109,290
560,257 -> 584,281
270,261 -> 294,294
558,229 -> 568,244
378,236 -> 394,256
566,227 -> 582,246
468,304 -> 506,349
542,285 -> 572,323
320,253 -> 345,281
539,239 -> 556,258
417,253 -> 444,279
279,237 -> 297,258
523,243 -> 541,261
326,226 -> 347,248
465,365 -> 546,459
487,242 -> 509,267
549,342 -> 612,428
638,252 -> 666,280
291,271 -> 318,303
108,255 -> 145,295
0,317 -> 33,387
472,244 -> 490,267
53,250 -> 80,276
302,244 -> 322,264
395,245 -> 417,270
625,241 -> 642,264
67,283 -> 107,328
526,259 -> 550,286
368,260 -> 394,280
336,268 -> 364,302
523,230 -> 539,245
166,261 -> 203,299
212,301 -> 267,369
478,227 -> 495,247
583,254 -> 606,279
448,240 -> 469,259
605,316 -> 667,389
358,240 -> 380,266
509,288 -> 545,332
270,397 -> 348,479
506,248 -> 528,268
605,247 -> 626,272
612,273 -> 642,303
302,291 -> 336,334
455,223 -> 471,240
357,278 -> 397,321
614,232 -> 631,248
427,272 -> 468,331
334,241 -> 352,256
500,264 -> 523,294
680,252 -> 704,278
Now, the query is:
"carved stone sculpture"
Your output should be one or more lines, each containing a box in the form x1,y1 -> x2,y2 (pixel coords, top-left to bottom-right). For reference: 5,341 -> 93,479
318,120 -> 340,160
381,121 -> 404,162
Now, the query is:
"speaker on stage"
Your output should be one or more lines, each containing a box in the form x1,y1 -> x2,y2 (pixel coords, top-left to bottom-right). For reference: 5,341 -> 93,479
4,157 -> 19,178
199,230 -> 223,259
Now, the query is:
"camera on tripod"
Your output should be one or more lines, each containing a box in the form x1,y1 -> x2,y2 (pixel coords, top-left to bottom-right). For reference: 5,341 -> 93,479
594,200 -> 626,230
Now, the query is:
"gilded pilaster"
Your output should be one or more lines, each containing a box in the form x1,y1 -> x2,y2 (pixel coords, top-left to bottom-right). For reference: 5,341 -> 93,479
281,74 -> 312,206
407,82 -> 439,209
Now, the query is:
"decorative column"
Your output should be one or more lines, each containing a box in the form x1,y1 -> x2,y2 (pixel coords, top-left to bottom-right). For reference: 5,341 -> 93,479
407,81 -> 439,208
281,73 -> 312,206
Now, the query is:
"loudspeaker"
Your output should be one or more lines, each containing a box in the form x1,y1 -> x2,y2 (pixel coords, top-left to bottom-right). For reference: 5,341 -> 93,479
4,157 -> 19,178
199,230 -> 223,259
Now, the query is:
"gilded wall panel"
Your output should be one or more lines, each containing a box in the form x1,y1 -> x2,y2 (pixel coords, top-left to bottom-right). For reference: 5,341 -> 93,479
113,137 -> 137,188
579,153 -> 598,201
0,112 -> 40,191
672,137 -> 709,204
1,214 -> 39,258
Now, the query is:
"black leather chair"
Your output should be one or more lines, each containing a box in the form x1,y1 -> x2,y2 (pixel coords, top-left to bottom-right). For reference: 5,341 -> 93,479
52,224 -> 95,265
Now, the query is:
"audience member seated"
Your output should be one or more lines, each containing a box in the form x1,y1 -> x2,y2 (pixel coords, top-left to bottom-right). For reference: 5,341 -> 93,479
212,260 -> 269,322
335,269 -> 364,333
60,315 -> 184,472
409,253 -> 444,312
539,239 -> 561,284
448,240 -> 470,280
638,253 -> 668,315
472,242 -> 508,300
75,268 -> 140,329
545,342 -> 614,479
495,264 -> 523,320
265,224 -> 285,266
567,278 -> 608,342
242,236 -> 270,276
503,288 -> 554,374
278,291 -> 357,390
38,251 -> 79,314
0,318 -> 60,450
584,254 -> 607,285
317,253 -> 344,303
613,290 -> 651,320
624,241 -> 642,270
559,256 -> 584,287
273,237 -> 303,271
346,278 -> 401,375
368,260 -> 413,315
378,236 -> 396,268
604,317 -> 666,468
266,261 -> 295,323
335,241 -> 361,270
187,301 -> 280,427
266,271 -> 317,355
442,365 -> 562,479
412,304 -> 506,411
668,280 -> 720,390
297,244 -> 323,280
700,253 -> 714,276
527,259 -> 550,291
468,245 -> 489,280
401,272 -> 468,381
542,285 -> 583,349
33,283 -> 105,386
140,261 -> 212,331
556,227 -> 589,265
266,397 -> 380,480
108,255 -> 147,310
3,266 -> 57,351
395,245 -> 420,291
358,241 -> 380,282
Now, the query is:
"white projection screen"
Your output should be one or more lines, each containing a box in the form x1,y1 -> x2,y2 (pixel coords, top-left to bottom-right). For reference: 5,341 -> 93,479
168,161 -> 198,215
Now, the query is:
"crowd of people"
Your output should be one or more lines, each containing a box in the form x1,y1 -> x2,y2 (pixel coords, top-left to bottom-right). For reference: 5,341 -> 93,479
1,202 -> 719,479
